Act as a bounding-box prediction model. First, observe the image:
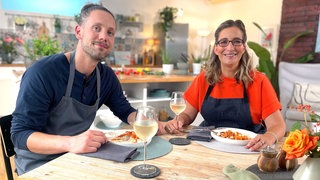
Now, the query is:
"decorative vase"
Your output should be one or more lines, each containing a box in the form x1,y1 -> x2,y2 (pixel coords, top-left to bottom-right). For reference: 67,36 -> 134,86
2,53 -> 13,64
277,149 -> 298,171
293,157 -> 320,180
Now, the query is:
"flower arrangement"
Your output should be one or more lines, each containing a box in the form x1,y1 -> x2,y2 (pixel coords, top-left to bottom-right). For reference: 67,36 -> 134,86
0,33 -> 24,55
282,104 -> 320,159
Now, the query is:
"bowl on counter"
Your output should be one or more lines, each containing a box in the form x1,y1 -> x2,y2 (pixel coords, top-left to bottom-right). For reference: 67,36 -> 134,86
96,109 -> 122,129
149,89 -> 170,98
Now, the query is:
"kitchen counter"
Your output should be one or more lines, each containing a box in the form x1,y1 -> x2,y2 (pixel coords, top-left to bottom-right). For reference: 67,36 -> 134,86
117,74 -> 195,83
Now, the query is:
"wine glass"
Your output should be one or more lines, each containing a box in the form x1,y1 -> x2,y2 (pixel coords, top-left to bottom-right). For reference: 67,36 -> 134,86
170,91 -> 186,122
130,106 -> 160,178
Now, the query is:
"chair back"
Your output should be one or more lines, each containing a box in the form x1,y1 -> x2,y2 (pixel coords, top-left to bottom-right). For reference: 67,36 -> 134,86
0,114 -> 15,180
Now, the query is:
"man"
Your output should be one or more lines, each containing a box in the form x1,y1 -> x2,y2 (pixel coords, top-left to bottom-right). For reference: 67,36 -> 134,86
11,3 -> 165,175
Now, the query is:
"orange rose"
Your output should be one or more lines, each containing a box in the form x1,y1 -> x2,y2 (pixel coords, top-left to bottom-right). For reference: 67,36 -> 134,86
282,128 -> 319,160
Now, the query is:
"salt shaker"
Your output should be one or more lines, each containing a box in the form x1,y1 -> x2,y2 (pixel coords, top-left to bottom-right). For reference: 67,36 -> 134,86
257,146 -> 279,172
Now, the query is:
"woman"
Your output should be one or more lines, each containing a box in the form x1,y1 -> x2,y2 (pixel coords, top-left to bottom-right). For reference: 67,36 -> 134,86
164,19 -> 285,151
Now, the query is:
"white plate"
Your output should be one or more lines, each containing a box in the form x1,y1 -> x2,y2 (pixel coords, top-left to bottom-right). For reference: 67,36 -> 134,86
103,129 -> 151,148
210,127 -> 257,146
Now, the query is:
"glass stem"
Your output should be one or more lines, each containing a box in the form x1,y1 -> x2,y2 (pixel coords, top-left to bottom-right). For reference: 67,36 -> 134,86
143,141 -> 147,168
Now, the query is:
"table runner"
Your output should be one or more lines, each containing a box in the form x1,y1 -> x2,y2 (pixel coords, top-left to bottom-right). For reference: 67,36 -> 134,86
196,140 -> 259,154
246,164 -> 298,180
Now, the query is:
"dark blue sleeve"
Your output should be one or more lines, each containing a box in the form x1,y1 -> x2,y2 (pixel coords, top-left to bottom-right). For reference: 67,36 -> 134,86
11,54 -> 68,150
11,67 -> 50,150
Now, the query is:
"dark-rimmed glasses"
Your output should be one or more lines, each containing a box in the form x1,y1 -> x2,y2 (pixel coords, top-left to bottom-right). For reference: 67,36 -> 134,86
216,38 -> 244,47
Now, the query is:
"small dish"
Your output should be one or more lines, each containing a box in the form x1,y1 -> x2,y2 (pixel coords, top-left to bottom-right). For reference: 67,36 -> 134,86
103,129 -> 151,148
97,109 -> 122,128
211,127 -> 257,146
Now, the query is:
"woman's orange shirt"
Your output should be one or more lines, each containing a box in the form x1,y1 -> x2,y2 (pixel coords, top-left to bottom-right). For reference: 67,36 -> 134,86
184,71 -> 281,124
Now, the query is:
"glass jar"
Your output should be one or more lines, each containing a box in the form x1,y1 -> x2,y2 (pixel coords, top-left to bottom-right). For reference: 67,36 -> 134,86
257,146 -> 279,172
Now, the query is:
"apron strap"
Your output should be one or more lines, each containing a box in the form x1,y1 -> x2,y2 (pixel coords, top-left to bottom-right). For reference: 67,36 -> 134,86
96,66 -> 101,98
66,51 -> 76,97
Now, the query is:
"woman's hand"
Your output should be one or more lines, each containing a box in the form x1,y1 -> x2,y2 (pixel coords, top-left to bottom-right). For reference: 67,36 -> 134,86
157,121 -> 167,135
245,132 -> 277,151
164,118 -> 184,134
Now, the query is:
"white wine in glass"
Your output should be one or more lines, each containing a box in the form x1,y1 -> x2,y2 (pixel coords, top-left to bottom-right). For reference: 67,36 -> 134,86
131,106 -> 160,178
170,91 -> 186,121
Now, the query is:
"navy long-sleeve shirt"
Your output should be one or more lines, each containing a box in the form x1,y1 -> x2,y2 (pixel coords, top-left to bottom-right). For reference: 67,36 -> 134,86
11,53 -> 135,150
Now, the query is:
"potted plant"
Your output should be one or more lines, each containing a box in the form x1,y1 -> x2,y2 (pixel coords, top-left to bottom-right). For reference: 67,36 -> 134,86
14,17 -> 27,31
159,6 -> 178,37
161,50 -> 174,75
190,46 -> 212,75
0,33 -> 24,64
24,35 -> 61,68
54,17 -> 61,33
247,22 -> 314,96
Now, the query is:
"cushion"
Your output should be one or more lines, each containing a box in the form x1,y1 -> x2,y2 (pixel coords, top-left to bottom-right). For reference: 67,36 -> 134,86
288,83 -> 320,110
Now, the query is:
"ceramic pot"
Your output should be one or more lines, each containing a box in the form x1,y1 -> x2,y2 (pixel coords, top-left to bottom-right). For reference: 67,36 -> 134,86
293,157 -> 320,180
192,63 -> 202,75
162,64 -> 174,75
15,24 -> 25,31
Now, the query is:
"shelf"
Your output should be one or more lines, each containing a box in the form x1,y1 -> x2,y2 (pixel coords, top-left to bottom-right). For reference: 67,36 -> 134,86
119,21 -> 143,31
127,97 -> 171,104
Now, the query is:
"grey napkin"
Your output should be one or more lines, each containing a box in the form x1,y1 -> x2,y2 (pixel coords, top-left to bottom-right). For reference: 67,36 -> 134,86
81,142 -> 139,162
186,126 -> 215,142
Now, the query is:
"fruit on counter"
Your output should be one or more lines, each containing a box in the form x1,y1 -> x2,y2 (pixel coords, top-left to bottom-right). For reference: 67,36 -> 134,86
114,68 -> 164,76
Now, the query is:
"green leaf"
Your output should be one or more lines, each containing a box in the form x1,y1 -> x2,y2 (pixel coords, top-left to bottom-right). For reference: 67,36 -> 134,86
290,122 -> 302,131
283,30 -> 313,50
247,41 -> 279,95
247,41 -> 271,60
253,22 -> 267,36
294,52 -> 314,63
279,30 -> 313,62
310,113 -> 320,122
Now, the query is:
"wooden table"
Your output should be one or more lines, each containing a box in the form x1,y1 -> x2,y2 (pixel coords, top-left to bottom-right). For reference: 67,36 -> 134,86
17,129 -> 293,180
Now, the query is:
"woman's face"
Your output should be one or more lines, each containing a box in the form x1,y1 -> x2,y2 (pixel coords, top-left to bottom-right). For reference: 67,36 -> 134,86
214,26 -> 246,70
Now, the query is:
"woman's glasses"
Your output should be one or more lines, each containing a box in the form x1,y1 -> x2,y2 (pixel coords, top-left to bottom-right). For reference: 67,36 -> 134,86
216,38 -> 244,47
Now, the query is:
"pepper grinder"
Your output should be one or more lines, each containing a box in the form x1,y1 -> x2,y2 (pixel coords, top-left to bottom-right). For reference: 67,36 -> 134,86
257,146 -> 279,172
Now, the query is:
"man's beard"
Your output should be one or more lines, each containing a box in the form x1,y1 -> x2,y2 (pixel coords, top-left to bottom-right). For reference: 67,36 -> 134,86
82,42 -> 110,62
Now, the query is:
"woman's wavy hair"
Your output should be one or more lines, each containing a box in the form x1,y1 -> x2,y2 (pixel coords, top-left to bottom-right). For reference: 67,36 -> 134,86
204,19 -> 254,85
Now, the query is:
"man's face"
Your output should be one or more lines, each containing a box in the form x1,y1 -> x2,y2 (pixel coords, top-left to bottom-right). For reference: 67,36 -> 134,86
76,10 -> 116,61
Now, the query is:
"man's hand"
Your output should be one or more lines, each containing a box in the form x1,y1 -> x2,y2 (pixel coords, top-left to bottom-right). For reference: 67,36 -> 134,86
68,130 -> 107,153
